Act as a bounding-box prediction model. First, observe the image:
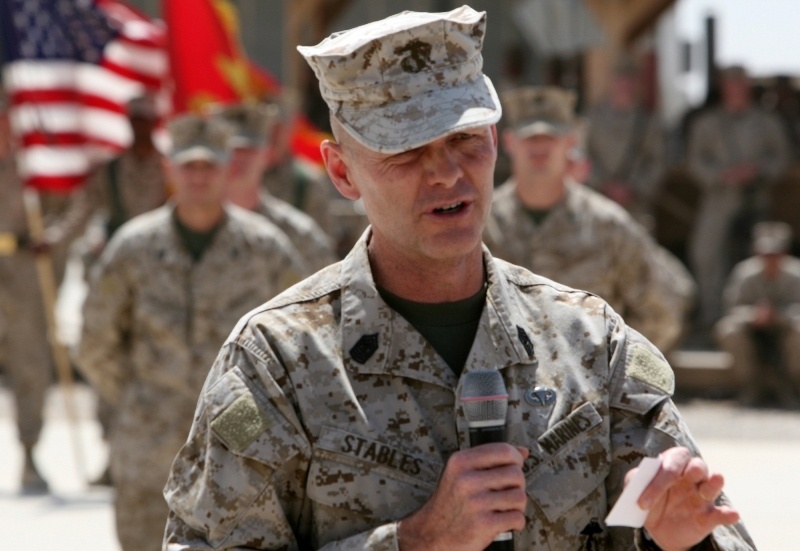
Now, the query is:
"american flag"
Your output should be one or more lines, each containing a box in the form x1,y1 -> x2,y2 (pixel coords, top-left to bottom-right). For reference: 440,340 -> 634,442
0,0 -> 168,192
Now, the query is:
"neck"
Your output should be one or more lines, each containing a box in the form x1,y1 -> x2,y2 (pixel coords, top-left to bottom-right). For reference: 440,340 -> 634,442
367,238 -> 485,303
131,140 -> 156,158
175,202 -> 225,232
227,180 -> 262,211
515,174 -> 566,210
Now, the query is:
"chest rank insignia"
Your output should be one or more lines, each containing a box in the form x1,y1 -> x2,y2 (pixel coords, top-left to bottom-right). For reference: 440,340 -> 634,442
525,386 -> 556,407
516,325 -> 534,357
350,333 -> 379,364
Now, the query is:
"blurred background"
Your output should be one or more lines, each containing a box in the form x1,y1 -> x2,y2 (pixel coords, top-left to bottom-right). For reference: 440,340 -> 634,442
2,1 -> 799,550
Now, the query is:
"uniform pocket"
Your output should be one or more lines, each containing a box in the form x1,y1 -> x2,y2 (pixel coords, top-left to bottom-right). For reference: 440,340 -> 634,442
525,401 -> 609,524
304,426 -> 441,541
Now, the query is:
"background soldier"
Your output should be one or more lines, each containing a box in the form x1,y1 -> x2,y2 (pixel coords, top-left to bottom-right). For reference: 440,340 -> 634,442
586,57 -> 666,231
51,95 -> 168,269
485,86 -> 694,353
0,88 -> 55,493
212,102 -> 338,272
715,221 -> 800,408
687,65 -> 791,329
261,101 -> 369,258
75,113 -> 307,551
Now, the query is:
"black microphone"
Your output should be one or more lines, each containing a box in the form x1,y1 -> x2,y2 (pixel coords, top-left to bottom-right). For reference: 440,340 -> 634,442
461,370 -> 514,551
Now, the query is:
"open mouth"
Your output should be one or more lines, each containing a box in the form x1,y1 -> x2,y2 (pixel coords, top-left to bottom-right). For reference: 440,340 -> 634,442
433,202 -> 465,214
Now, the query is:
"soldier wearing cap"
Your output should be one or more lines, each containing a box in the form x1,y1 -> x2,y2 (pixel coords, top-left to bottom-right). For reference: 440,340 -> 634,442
211,102 -> 337,272
585,57 -> 666,229
715,221 -> 800,407
485,85 -> 695,354
163,7 -> 752,551
687,64 -> 791,329
75,113 -> 307,551
261,98 -> 368,258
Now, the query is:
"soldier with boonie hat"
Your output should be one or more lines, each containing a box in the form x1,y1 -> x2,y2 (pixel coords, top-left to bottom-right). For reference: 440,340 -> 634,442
163,7 -> 754,551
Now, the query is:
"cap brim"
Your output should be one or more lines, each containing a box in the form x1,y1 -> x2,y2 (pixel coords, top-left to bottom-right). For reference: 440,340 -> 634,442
515,120 -> 569,138
229,135 -> 267,149
171,145 -> 227,165
336,75 -> 501,154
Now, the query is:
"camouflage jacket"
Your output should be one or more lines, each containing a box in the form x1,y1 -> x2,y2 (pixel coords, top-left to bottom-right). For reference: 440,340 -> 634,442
78,202 -> 307,404
76,204 -> 306,487
44,148 -> 168,245
163,231 -> 751,550
484,180 -> 693,352
255,191 -> 338,273
586,104 -> 665,206
688,106 -> 790,191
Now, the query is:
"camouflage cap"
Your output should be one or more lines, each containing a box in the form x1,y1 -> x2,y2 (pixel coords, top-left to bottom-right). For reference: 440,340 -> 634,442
296,5 -> 501,154
502,86 -> 577,137
753,221 -> 792,255
167,114 -> 233,165
208,102 -> 281,148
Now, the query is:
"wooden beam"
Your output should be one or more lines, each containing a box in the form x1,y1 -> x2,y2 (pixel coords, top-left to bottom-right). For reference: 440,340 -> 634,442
622,0 -> 676,46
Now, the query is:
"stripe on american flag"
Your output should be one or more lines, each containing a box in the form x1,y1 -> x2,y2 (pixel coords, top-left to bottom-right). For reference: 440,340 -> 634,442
0,0 -> 168,192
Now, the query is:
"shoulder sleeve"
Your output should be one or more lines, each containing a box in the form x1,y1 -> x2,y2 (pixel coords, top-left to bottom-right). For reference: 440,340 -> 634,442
606,321 -> 756,551
163,338 -> 310,549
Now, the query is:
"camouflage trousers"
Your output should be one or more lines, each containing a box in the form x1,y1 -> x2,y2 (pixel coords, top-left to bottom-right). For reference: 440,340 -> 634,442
716,319 -> 800,400
115,478 -> 169,551
0,262 -> 54,450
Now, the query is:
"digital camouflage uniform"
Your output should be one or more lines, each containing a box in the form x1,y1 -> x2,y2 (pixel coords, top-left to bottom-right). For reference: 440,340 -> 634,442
163,232 -> 753,550
77,203 -> 306,551
263,160 -> 369,259
715,254 -> 800,397
586,103 -> 665,225
687,105 -> 790,325
0,155 -> 53,476
50,147 -> 168,263
254,192 -> 338,273
485,180 -> 694,353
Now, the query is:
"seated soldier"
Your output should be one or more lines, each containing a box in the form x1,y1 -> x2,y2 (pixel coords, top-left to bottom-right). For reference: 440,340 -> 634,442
715,221 -> 800,407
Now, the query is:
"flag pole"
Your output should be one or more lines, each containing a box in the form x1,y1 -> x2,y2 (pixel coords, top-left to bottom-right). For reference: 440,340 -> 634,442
22,187 -> 87,486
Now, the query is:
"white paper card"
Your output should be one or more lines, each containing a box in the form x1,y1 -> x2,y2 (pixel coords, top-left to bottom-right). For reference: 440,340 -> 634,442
605,456 -> 663,527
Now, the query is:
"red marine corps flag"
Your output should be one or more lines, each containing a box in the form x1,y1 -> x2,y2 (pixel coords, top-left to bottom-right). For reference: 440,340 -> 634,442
0,0 -> 169,193
164,0 -> 327,166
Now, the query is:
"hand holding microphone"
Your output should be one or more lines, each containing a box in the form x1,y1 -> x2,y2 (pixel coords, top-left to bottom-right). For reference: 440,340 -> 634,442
461,370 -> 520,551
397,370 -> 527,551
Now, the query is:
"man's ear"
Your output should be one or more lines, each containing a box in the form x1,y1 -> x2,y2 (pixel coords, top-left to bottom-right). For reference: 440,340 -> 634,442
321,139 -> 361,200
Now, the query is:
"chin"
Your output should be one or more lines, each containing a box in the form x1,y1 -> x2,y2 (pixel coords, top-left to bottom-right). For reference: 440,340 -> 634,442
426,229 -> 483,259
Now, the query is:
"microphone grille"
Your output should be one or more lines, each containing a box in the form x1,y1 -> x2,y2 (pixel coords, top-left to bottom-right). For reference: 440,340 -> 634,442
460,370 -> 509,424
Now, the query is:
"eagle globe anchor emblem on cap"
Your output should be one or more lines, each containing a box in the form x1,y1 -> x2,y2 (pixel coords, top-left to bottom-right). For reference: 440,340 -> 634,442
525,386 -> 556,407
